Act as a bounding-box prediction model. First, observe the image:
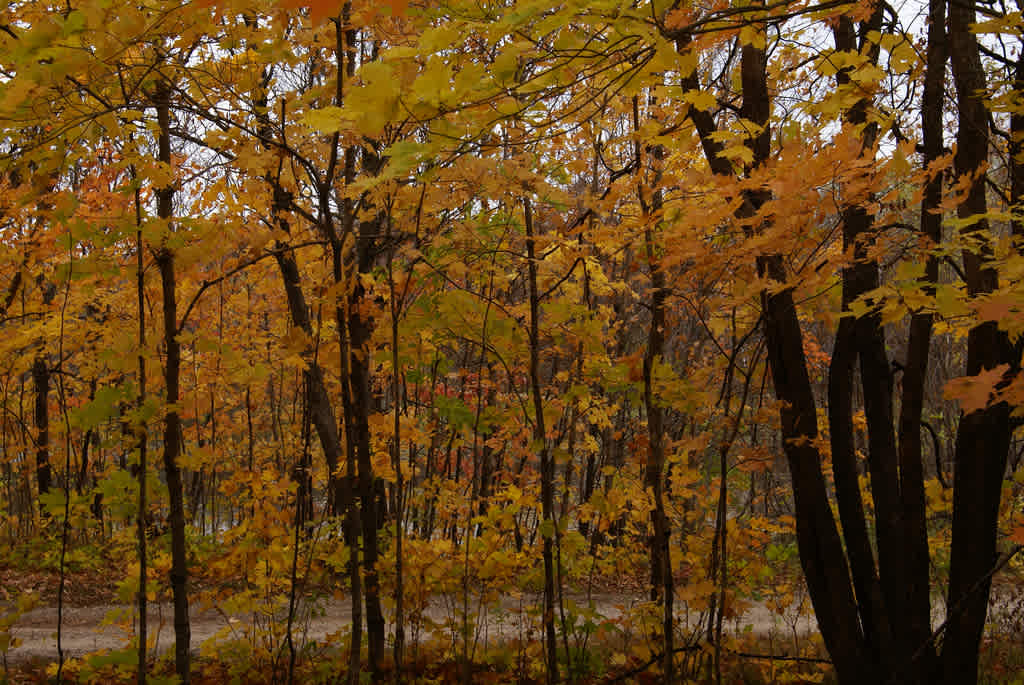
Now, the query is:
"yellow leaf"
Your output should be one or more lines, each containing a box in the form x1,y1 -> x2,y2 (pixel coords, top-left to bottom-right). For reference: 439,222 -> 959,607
739,25 -> 765,50
301,106 -> 346,132
684,89 -> 716,112
888,39 -> 918,74
720,143 -> 754,164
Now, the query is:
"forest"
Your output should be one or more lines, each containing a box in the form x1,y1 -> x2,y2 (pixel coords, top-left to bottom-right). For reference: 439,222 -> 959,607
0,0 -> 1023,683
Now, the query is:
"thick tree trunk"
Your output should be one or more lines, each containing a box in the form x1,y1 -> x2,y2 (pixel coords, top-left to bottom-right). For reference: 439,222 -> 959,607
943,3 -> 1014,681
742,25 -> 869,681
826,10 -> 924,679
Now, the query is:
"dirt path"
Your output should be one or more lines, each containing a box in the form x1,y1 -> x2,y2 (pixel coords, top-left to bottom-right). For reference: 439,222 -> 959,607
5,595 -> 815,665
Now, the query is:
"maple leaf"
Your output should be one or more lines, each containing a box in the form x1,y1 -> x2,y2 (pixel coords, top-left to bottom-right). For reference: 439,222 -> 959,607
942,364 -> 1010,413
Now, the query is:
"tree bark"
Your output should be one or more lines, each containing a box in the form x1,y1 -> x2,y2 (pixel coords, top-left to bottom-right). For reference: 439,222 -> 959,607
135,186 -> 149,685
895,0 -> 946,678
154,83 -> 190,685
943,2 -> 1015,682
828,10 -> 914,678
32,356 -> 51,501
525,198 -> 559,685
348,215 -> 387,675
678,21 -> 870,684
633,96 -> 674,681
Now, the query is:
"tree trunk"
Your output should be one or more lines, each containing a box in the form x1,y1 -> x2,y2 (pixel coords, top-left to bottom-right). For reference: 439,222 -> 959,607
348,225 -> 387,674
524,198 -> 560,685
894,0 -> 947,678
679,22 -> 871,684
633,96 -> 674,681
154,83 -> 190,685
943,2 -> 1015,682
32,356 -> 51,501
135,186 -> 149,685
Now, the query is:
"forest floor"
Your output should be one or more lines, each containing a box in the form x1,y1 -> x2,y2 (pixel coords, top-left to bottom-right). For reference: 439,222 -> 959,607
3,558 -> 822,668
4,563 -> 1020,671
5,594 -> 819,665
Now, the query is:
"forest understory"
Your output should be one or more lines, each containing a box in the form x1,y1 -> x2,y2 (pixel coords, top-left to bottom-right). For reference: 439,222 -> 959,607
4,0 -> 1024,683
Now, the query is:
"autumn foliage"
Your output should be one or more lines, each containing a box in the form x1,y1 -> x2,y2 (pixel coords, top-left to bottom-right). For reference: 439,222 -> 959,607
0,0 -> 1023,684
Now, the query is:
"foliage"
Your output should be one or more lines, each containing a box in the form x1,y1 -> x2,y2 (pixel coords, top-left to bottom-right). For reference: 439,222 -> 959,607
0,0 -> 1023,683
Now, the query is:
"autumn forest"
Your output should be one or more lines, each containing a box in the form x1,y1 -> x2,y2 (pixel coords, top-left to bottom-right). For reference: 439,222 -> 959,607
0,0 -> 1023,683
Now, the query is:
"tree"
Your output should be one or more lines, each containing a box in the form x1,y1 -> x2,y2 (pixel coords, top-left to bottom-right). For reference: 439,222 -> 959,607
1,1 -> 1022,684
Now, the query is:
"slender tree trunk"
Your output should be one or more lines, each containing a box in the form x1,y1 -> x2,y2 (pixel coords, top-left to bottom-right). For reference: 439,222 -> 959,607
32,356 -> 51,502
348,218 -> 387,674
895,0 -> 946,678
135,185 -> 149,685
76,379 -> 97,494
332,201 -> 364,685
524,197 -> 559,685
642,229 -> 673,682
632,95 -> 674,681
154,83 -> 190,685
387,213 -> 406,677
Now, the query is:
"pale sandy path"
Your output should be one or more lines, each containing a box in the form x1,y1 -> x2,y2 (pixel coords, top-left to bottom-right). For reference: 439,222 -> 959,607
5,594 -> 816,665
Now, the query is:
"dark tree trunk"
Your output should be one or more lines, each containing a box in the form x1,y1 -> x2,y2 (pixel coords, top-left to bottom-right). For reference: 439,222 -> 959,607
273,237 -> 343,499
679,21 -> 871,685
524,198 -> 559,685
348,217 -> 386,675
943,2 -> 1015,682
827,10 -> 917,679
895,0 -> 947,678
135,188 -> 149,685
671,3 -> 1015,682
32,356 -> 51,501
632,96 -> 674,680
332,204 -> 364,683
154,84 -> 190,685
76,380 -> 97,494
742,25 -> 869,682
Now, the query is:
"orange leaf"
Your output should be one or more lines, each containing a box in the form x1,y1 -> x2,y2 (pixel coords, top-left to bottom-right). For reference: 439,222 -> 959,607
277,0 -> 406,24
942,364 -> 1009,414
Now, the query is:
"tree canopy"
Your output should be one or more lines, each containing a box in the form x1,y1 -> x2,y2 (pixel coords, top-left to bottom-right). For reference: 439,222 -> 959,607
1,0 -> 1023,683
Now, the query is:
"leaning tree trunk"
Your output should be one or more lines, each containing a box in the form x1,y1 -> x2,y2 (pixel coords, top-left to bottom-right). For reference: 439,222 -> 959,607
677,18 -> 871,684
